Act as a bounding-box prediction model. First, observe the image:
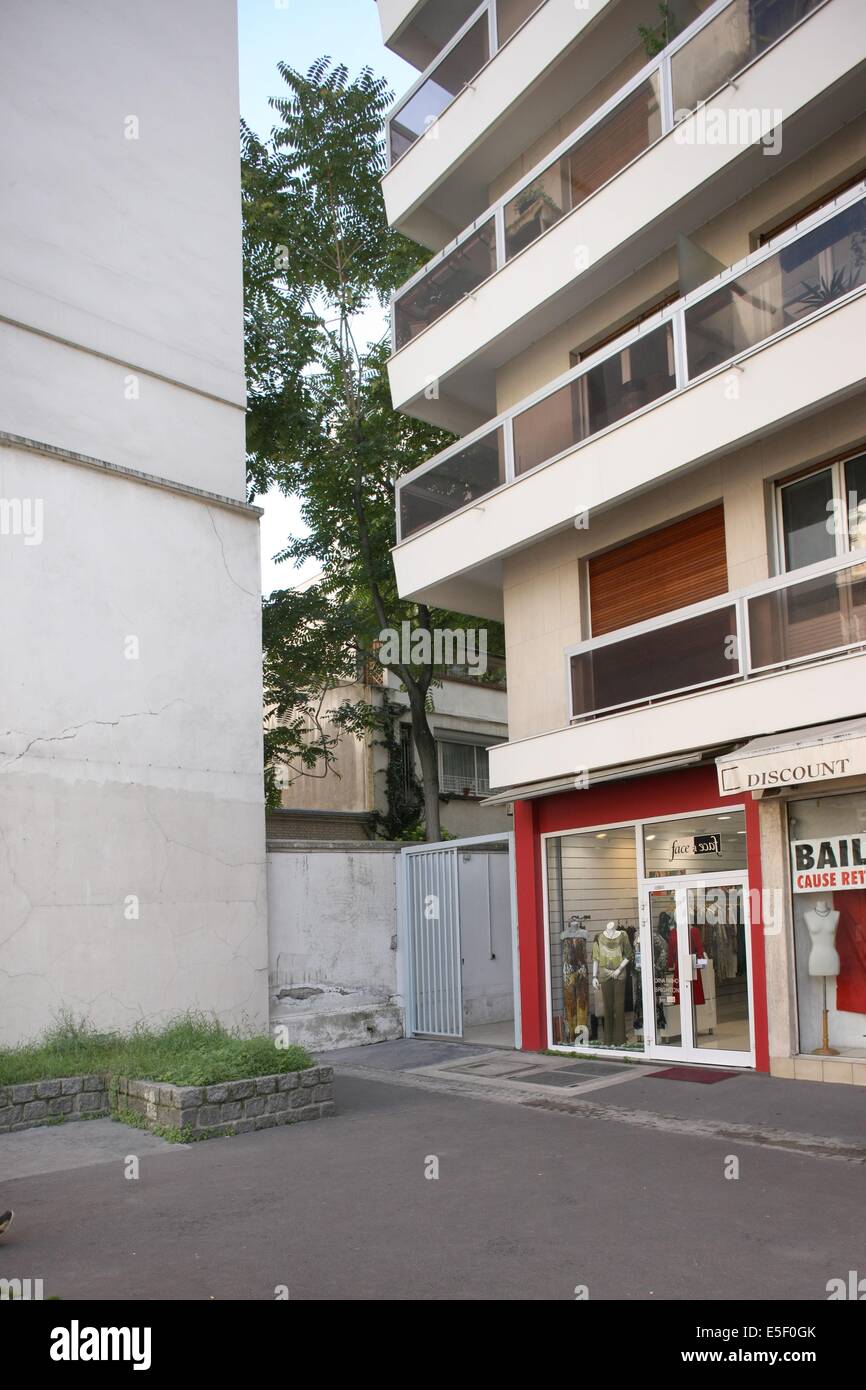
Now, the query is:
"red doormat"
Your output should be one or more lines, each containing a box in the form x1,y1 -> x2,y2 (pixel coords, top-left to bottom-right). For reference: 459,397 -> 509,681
647,1066 -> 739,1084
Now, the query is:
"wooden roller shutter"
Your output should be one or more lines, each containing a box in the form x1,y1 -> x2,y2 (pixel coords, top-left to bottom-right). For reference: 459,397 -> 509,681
588,504 -> 728,637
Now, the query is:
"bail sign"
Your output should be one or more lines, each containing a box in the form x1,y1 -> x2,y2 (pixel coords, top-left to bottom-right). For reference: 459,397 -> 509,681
791,834 -> 866,892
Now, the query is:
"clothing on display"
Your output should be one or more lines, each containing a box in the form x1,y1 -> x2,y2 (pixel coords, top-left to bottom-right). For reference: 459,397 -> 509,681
834,890 -> 866,1015
561,919 -> 590,1043
592,927 -> 634,1046
666,924 -> 706,1005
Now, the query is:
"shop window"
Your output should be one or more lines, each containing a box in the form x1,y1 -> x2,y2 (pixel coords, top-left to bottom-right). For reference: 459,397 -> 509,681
776,451 -> 866,575
788,791 -> 866,1058
546,827 -> 641,1051
642,812 -> 748,876
438,740 -> 490,797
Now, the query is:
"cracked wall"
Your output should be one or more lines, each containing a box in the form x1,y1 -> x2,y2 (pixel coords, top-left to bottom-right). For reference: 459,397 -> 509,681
0,443 -> 268,1045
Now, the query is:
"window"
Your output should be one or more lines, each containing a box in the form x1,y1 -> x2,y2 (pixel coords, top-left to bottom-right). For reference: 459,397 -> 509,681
438,741 -> 490,796
776,451 -> 866,573
756,168 -> 866,247
399,725 -> 415,800
570,291 -> 679,367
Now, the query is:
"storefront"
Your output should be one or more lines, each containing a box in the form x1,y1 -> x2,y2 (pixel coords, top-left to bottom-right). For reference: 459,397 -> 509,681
717,720 -> 866,1084
514,763 -> 768,1069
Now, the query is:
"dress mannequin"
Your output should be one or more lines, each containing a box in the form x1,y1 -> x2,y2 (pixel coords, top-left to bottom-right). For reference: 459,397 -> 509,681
805,898 -> 840,976
591,921 -> 634,1046
805,896 -> 840,1056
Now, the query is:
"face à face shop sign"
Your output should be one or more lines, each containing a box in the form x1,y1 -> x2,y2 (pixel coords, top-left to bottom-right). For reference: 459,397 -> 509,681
791,835 -> 866,893
670,834 -> 721,862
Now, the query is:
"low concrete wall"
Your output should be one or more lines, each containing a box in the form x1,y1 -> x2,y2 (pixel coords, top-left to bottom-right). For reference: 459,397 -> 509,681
0,1075 -> 109,1133
267,841 -> 404,1050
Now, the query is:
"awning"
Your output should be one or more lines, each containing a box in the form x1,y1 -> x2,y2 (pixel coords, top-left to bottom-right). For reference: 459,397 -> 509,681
481,751 -> 708,807
716,718 -> 866,796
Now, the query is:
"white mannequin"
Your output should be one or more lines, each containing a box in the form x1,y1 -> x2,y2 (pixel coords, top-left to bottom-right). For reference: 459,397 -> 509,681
591,921 -> 627,988
805,898 -> 840,977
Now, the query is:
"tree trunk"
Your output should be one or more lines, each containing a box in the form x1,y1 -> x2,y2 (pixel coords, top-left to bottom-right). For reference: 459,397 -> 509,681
404,682 -> 441,842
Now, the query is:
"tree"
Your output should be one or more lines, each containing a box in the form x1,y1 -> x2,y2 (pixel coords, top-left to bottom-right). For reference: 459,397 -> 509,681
243,59 -> 497,841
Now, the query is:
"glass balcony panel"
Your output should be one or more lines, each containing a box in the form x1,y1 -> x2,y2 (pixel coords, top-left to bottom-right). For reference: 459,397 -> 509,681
747,562 -> 866,671
570,605 -> 739,718
390,16 -> 490,162
395,220 -> 496,349
503,75 -> 661,261
399,427 -> 506,537
671,0 -> 824,117
496,0 -> 542,45
684,200 -> 866,378
512,322 -> 676,476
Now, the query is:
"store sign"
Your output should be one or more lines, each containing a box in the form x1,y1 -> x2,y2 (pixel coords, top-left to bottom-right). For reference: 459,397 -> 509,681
718,739 -> 866,795
670,833 -> 721,862
791,834 -> 866,892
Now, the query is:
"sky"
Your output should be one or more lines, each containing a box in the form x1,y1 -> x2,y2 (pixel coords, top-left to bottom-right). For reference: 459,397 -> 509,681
237,0 -> 415,596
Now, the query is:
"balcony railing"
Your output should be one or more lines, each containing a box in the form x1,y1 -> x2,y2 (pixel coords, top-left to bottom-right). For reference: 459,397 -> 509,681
391,0 -> 828,351
396,181 -> 866,540
567,550 -> 866,722
387,0 -> 544,166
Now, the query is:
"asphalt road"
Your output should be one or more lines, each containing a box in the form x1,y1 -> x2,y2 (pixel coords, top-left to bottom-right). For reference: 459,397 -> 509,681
2,1071 -> 864,1301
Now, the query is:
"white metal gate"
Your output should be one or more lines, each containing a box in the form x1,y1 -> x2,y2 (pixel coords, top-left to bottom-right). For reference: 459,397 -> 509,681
399,833 -> 520,1042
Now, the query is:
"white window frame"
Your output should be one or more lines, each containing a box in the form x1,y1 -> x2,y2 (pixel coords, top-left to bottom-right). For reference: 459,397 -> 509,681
436,738 -> 492,797
774,448 -> 866,575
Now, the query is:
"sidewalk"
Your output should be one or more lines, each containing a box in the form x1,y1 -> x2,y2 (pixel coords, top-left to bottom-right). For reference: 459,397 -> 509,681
316,1039 -> 866,1161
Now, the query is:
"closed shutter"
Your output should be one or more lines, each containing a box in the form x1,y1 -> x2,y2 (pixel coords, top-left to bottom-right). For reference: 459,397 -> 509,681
588,504 -> 728,636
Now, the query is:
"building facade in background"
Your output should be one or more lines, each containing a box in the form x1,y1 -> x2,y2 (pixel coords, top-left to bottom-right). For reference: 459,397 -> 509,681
381,0 -> 866,1082
270,661 -> 511,841
0,0 -> 268,1044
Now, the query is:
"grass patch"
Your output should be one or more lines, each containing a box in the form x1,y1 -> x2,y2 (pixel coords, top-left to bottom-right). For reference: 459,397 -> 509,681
0,1013 -> 313,1087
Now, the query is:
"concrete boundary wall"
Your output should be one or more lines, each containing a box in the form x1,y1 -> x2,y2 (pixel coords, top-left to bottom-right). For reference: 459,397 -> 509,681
267,841 -> 404,1050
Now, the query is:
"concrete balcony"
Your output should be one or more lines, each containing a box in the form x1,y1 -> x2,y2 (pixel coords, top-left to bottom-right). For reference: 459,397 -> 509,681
488,551 -> 866,790
377,1 -> 476,65
387,0 -> 863,430
382,0 -> 630,250
392,185 -> 866,616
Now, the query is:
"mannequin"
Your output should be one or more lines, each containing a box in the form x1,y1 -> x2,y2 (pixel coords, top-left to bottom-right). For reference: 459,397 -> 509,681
591,921 -> 634,1046
805,896 -> 840,1056
805,898 -> 840,976
561,914 -> 589,1045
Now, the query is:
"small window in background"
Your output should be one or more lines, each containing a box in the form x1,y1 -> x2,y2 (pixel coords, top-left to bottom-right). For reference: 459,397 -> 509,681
779,468 -> 836,572
438,741 -> 490,796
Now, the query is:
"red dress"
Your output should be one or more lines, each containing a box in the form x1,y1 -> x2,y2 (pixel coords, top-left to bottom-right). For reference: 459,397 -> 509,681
835,891 -> 866,1015
667,925 -> 706,1006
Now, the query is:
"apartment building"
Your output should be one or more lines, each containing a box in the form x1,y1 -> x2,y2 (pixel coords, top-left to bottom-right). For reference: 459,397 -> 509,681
0,1 -> 269,1044
379,0 -> 866,1082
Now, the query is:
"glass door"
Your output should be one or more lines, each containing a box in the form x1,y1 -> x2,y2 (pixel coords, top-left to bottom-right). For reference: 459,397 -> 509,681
640,876 -> 754,1066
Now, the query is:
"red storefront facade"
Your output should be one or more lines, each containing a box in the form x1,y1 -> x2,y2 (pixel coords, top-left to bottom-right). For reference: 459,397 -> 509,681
513,764 -> 769,1071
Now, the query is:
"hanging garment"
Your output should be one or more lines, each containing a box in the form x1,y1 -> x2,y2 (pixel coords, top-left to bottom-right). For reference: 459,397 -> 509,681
561,930 -> 589,1042
834,890 -> 866,1015
667,924 -> 706,1006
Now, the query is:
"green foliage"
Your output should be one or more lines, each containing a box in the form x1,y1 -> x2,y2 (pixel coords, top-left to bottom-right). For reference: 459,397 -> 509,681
639,2 -> 678,56
244,59 -> 502,839
0,1012 -> 313,1086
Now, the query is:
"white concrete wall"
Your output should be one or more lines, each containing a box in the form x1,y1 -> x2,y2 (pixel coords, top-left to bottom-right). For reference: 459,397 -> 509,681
0,0 -> 247,499
0,0 -> 268,1045
268,847 -> 399,998
0,448 -> 267,1044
